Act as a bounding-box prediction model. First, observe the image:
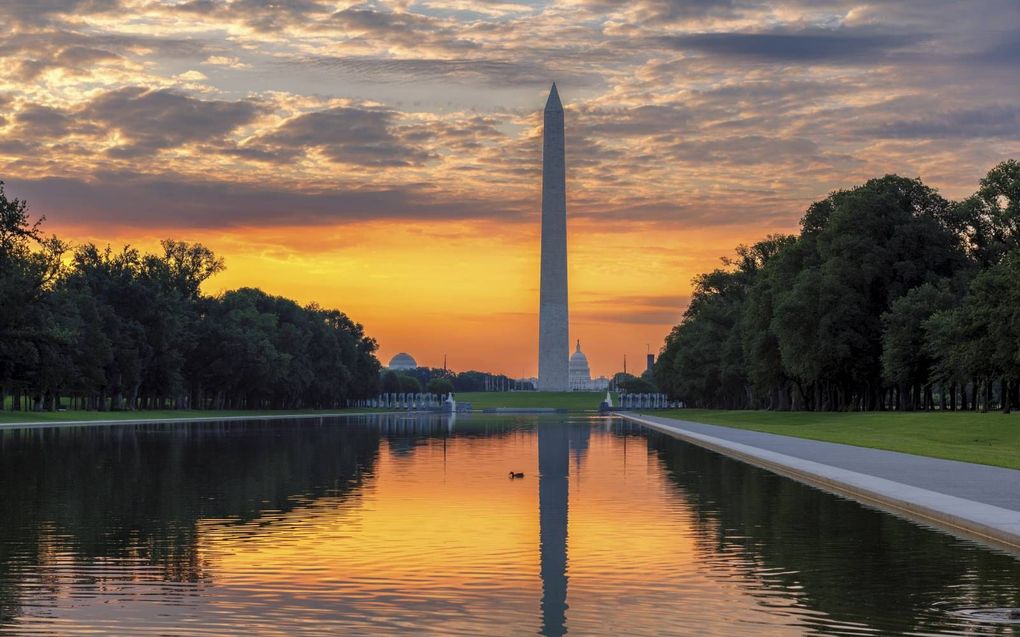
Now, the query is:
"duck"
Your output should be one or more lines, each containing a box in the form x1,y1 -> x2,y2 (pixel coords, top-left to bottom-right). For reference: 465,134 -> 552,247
508,471 -> 525,479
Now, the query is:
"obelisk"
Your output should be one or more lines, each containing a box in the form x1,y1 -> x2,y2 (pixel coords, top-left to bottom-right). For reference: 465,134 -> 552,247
538,83 -> 569,391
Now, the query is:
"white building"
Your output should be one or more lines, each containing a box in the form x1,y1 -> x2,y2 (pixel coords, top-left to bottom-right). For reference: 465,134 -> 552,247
569,341 -> 609,391
387,352 -> 418,370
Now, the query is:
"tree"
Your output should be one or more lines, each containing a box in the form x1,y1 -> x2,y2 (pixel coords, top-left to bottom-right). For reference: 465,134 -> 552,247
772,176 -> 966,410
426,377 -> 454,396
0,181 -> 68,410
957,160 -> 1020,267
881,282 -> 957,410
927,253 -> 1020,412
397,374 -> 421,393
381,371 -> 400,393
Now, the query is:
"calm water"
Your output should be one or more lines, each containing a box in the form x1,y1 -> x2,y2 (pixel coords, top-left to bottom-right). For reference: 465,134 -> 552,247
0,413 -> 1018,636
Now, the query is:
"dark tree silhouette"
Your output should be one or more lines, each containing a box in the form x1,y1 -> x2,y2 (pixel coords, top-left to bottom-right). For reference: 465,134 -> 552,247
655,160 -> 1020,411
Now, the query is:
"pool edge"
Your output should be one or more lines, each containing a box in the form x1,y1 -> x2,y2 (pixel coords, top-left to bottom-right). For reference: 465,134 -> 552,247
615,412 -> 1020,557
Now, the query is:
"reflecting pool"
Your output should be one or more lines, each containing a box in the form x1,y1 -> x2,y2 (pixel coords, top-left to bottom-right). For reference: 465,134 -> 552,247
0,413 -> 1018,636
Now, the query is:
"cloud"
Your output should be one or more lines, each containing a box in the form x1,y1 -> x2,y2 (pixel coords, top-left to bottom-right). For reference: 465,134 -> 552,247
172,0 -> 332,31
202,55 -> 250,69
326,7 -> 466,46
1,87 -> 263,162
13,104 -> 74,139
0,29 -> 210,82
0,0 -> 121,26
575,103 -> 694,137
80,87 -> 261,157
0,35 -> 123,81
5,172 -> 529,229
296,56 -> 588,88
969,32 -> 1020,67
667,135 -> 823,164
863,106 -> 1020,140
660,27 -> 923,64
246,105 -> 433,167
581,0 -> 744,22
176,70 -> 208,81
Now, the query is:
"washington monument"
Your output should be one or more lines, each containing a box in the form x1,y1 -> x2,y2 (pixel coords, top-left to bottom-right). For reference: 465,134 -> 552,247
538,83 -> 569,391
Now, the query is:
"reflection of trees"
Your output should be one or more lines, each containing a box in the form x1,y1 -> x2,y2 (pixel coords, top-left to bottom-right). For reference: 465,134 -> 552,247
378,414 -> 544,458
646,432 -> 1020,635
0,417 -> 382,624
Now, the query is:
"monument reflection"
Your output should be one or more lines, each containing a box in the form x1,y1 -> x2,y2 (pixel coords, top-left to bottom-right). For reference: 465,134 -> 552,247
538,423 -> 569,637
535,420 -> 593,637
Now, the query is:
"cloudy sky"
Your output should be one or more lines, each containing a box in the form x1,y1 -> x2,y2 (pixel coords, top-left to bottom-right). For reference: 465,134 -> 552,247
2,0 -> 1018,376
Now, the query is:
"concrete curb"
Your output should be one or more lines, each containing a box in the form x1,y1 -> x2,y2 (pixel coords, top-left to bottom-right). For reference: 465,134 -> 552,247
0,411 -> 402,432
615,412 -> 1020,555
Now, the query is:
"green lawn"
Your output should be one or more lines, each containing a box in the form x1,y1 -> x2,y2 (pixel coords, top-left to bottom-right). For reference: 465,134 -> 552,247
646,409 -> 1020,469
0,407 -> 385,425
456,391 -> 614,411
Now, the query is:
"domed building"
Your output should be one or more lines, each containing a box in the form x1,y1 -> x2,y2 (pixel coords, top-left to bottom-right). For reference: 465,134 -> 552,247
569,340 -> 591,387
387,352 -> 418,370
568,340 -> 610,391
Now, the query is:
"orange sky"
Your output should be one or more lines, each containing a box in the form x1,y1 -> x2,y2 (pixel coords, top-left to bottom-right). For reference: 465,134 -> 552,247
45,214 -> 776,377
2,0 -> 1018,377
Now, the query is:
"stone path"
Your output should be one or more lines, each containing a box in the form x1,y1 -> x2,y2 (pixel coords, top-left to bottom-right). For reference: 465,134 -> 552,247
616,412 -> 1020,554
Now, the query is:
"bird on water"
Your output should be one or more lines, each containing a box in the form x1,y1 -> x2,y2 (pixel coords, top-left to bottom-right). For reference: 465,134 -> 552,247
508,471 -> 525,479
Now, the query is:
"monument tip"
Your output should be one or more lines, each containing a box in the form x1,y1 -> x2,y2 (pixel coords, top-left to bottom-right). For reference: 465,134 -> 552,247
545,82 -> 563,112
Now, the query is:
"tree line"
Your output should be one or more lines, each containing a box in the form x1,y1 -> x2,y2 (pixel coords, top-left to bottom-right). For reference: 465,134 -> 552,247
380,367 -> 533,396
654,160 -> 1020,413
0,182 -> 381,412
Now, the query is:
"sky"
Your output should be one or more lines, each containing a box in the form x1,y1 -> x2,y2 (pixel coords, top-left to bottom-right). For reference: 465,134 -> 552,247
1,0 -> 1018,378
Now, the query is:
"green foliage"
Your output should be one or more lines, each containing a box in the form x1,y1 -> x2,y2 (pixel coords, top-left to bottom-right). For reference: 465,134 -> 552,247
451,370 -> 516,392
0,184 -> 380,412
881,282 -> 957,405
639,367 -> 657,388
656,161 -> 1020,412
614,372 -> 656,393
426,377 -> 454,395
397,374 -> 421,393
381,370 -> 400,393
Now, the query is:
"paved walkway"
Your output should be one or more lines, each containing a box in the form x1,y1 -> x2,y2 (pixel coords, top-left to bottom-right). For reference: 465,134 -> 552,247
616,412 -> 1020,554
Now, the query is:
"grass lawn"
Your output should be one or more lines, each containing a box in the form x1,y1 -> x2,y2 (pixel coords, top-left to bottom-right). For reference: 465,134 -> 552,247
0,407 -> 385,426
456,391 -> 615,411
647,409 -> 1020,470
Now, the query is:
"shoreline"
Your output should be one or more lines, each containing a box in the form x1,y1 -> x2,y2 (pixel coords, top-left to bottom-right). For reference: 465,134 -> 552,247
615,412 -> 1020,556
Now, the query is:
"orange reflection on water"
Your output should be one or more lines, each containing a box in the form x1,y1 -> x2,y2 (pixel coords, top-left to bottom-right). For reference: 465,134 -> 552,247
190,421 -> 723,637
200,431 -> 542,595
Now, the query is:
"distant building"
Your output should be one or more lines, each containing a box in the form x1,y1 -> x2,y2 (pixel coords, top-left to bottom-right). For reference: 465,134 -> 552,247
647,353 -> 655,371
569,341 -> 609,391
387,352 -> 418,370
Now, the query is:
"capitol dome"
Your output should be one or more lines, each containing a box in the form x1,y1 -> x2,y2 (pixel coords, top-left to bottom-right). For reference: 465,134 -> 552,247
569,340 -> 591,383
387,352 -> 418,370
